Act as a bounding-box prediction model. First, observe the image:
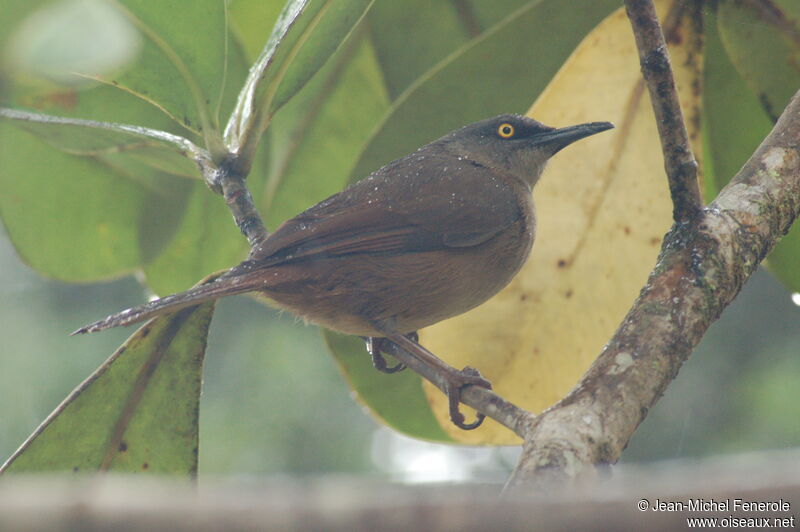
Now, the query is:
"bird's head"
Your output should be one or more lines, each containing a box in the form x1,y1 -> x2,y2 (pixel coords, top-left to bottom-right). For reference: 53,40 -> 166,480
440,114 -> 614,187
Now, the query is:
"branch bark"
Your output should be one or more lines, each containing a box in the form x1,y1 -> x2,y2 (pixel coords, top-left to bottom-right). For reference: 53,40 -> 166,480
378,338 -> 535,436
625,0 -> 703,223
506,87 -> 800,491
207,158 -> 269,247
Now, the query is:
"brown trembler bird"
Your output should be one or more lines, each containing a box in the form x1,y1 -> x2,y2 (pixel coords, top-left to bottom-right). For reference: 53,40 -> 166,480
75,114 -> 613,429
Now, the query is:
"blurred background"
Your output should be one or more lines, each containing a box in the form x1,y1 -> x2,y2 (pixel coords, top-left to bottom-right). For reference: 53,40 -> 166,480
2,0 -> 800,483
3,229 -> 800,482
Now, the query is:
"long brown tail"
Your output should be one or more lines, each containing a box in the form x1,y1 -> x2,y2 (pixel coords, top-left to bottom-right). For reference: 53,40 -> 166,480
72,270 -> 265,335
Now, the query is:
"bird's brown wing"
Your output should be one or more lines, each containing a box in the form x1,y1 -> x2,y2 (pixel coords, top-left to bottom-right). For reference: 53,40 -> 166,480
244,208 -> 451,267
245,158 -> 526,268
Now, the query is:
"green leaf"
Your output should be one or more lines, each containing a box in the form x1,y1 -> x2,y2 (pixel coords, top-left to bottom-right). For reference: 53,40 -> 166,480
268,0 -> 374,114
367,1 -> 471,99
0,101 -> 202,281
350,0 -> 619,180
225,0 -> 373,168
717,0 -> 800,122
465,0 -> 534,28
226,0 -> 311,151
142,182 -> 248,295
366,1 -> 540,100
1,2 -> 249,283
262,32 -> 390,229
704,7 -> 800,292
108,0 -> 232,149
4,0 -> 238,155
2,5 -> 220,282
324,332 -> 452,441
702,8 -> 773,196
0,1 -> 44,42
1,301 -> 215,474
0,122 -> 148,280
228,0 -> 287,62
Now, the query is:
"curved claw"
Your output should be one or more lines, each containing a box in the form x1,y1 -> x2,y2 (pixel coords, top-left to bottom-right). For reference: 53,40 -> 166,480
363,337 -> 406,373
372,350 -> 406,373
445,366 -> 492,430
448,395 -> 486,430
365,331 -> 493,431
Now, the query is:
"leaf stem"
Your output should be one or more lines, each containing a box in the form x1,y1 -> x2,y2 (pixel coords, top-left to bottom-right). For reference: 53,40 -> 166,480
0,108 -> 213,173
223,0 -> 310,165
226,0 -> 333,176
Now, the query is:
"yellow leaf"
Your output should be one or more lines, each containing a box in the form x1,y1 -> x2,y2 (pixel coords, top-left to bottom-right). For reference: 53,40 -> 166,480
419,0 -> 703,444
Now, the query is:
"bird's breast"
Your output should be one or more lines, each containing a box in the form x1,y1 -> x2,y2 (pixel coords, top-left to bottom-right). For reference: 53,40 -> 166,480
260,181 -> 536,337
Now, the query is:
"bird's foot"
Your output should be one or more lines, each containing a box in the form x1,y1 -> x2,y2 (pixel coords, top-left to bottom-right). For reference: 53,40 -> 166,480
365,330 -> 491,430
363,335 -> 408,373
442,366 -> 491,430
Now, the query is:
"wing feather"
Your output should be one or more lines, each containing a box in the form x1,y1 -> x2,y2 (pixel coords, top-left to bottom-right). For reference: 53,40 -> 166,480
246,148 -> 527,268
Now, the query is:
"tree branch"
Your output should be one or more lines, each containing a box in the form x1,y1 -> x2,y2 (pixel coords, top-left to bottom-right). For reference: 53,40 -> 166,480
506,87 -> 800,491
625,0 -> 703,222
378,340 -> 535,437
205,157 -> 269,247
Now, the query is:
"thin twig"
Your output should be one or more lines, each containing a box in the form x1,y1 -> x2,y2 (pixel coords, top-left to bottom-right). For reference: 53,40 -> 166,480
206,158 -> 269,247
378,340 -> 535,437
506,88 -> 800,492
624,0 -> 703,223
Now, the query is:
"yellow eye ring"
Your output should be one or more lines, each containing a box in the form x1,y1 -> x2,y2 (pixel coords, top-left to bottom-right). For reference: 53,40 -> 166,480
497,123 -> 515,138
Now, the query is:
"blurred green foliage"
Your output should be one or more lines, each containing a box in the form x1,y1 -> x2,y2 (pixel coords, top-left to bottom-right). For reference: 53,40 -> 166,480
4,232 -> 799,477
0,235 -> 377,474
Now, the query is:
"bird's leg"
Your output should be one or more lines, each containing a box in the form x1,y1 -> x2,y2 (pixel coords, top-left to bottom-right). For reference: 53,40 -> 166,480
362,336 -> 407,373
376,331 -> 491,430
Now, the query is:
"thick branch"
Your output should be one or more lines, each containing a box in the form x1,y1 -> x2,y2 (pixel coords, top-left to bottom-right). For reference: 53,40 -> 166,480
625,0 -> 703,222
506,88 -> 800,491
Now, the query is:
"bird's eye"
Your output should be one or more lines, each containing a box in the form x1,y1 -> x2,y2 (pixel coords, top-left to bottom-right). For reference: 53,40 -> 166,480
497,123 -> 515,138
